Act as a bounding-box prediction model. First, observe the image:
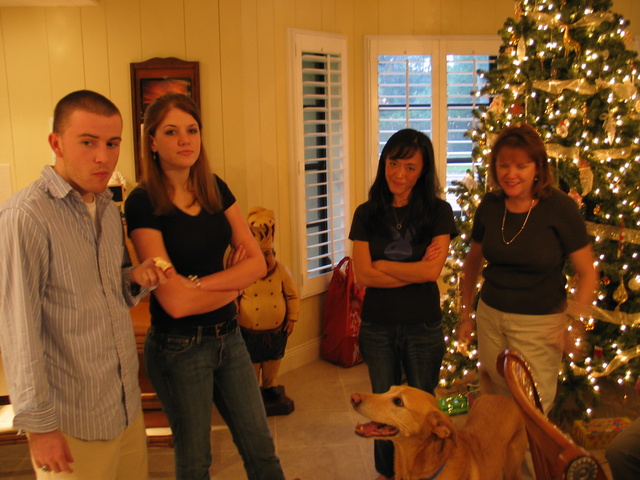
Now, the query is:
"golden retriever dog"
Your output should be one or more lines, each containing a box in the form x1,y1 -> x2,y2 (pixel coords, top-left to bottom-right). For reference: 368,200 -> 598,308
351,385 -> 526,480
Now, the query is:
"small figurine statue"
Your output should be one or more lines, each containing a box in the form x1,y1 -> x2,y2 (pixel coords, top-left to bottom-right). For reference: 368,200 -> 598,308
238,207 -> 300,414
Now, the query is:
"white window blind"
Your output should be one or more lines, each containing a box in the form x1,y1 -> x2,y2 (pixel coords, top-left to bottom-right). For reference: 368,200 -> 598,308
288,30 -> 349,297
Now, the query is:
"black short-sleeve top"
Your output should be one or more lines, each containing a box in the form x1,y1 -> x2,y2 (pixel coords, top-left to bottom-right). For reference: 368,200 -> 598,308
125,175 -> 236,327
471,188 -> 590,315
349,198 -> 457,326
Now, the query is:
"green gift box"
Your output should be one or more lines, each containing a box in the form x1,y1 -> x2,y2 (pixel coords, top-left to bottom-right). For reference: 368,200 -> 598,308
438,393 -> 468,416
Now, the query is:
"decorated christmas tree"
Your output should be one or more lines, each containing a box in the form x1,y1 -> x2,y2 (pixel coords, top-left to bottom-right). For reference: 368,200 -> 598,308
440,0 -> 640,416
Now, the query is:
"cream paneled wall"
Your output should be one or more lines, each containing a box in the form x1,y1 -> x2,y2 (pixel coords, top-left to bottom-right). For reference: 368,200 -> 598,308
1,0 -> 639,371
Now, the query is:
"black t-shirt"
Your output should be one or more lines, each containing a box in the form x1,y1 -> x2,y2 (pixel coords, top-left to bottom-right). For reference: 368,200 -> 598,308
472,189 -> 590,315
349,199 -> 457,325
125,175 -> 236,327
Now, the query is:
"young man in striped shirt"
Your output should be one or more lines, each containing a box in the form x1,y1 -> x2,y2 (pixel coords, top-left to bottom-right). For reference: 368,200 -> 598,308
0,90 -> 173,479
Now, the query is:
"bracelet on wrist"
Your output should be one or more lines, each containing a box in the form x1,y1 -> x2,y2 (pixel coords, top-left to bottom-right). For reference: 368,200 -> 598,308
188,275 -> 201,289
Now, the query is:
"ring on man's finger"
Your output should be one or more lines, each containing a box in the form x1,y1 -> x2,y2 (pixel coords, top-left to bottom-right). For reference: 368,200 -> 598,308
41,465 -> 50,472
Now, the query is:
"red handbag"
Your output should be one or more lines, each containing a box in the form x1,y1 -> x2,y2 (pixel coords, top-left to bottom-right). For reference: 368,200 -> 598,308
321,256 -> 365,367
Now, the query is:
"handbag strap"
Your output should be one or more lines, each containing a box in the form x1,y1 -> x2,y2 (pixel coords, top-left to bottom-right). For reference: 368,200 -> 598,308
336,256 -> 354,285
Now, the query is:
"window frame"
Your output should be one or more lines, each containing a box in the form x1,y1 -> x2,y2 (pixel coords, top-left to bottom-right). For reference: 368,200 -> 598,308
287,29 -> 350,298
365,35 -> 501,195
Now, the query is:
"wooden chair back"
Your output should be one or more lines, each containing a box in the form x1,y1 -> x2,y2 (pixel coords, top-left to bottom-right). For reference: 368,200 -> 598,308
496,349 -> 607,480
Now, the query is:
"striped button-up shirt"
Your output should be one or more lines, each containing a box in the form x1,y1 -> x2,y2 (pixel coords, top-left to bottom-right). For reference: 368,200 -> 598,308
0,166 -> 143,440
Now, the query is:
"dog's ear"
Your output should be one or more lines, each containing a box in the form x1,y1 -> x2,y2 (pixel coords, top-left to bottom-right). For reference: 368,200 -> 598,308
426,411 -> 457,444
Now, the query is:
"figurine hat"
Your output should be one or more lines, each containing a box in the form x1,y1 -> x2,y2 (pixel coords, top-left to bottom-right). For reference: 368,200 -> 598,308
247,206 -> 276,249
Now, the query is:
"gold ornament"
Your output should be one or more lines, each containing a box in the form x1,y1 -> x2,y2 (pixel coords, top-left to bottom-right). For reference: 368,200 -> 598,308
517,36 -> 527,62
514,0 -> 522,19
600,112 -> 617,144
613,275 -> 629,311
454,274 -> 463,315
461,173 -> 478,192
561,24 -> 582,59
545,101 -> 554,116
579,164 -> 594,196
617,217 -> 625,258
629,275 -> 640,292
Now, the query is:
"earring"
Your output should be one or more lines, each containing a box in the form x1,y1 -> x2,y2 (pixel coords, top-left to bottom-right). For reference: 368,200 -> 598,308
152,151 -> 158,161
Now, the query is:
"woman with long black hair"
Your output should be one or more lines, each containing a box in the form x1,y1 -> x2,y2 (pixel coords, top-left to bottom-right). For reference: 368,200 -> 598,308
349,128 -> 457,480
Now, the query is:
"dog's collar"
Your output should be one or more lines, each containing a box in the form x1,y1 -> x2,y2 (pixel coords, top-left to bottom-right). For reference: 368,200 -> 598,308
421,460 -> 447,480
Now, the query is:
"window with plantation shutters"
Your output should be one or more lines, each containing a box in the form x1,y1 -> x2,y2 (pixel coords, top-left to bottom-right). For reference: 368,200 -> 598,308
366,37 -> 499,209
377,54 -> 433,151
446,54 -> 496,205
288,30 -> 349,297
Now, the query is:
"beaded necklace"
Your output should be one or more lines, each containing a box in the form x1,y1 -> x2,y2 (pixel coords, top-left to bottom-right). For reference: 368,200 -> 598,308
501,198 -> 535,245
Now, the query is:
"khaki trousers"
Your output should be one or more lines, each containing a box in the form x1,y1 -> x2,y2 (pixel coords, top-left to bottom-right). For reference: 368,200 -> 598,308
34,413 -> 148,480
476,300 -> 566,480
254,359 -> 283,388
476,299 -> 566,413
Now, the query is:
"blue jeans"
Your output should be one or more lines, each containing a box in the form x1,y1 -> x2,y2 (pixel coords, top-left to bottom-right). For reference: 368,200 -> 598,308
144,324 -> 285,480
358,320 -> 445,478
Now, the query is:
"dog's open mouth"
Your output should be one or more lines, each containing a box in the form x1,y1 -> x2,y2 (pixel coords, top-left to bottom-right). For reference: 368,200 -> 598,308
355,421 -> 399,438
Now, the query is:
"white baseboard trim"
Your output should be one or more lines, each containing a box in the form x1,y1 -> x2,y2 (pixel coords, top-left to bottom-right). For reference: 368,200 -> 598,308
279,337 -> 321,375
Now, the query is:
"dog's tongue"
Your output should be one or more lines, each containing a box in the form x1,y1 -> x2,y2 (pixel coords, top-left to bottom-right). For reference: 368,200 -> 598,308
355,421 -> 399,437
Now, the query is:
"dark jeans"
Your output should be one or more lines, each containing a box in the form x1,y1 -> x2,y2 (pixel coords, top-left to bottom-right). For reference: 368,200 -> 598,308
144,325 -> 285,480
358,320 -> 445,478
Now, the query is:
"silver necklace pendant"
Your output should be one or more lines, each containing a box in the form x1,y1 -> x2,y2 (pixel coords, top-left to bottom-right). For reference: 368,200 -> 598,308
392,207 -> 406,230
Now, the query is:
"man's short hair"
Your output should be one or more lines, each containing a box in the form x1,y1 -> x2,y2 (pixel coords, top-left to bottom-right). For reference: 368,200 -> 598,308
52,90 -> 121,134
